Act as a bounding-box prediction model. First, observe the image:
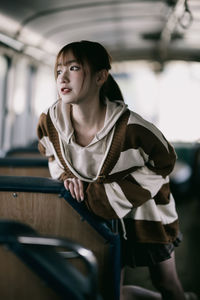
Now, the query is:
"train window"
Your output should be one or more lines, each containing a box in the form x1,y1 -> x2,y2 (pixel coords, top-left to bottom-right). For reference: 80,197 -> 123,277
113,61 -> 200,142
12,58 -> 28,115
156,61 -> 200,143
3,57 -> 37,149
113,61 -> 158,123
33,65 -> 56,117
0,55 -> 7,77
0,55 -> 9,152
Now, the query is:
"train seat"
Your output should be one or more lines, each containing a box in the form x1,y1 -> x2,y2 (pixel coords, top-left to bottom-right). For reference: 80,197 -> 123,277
5,141 -> 40,158
0,175 -> 121,300
0,157 -> 50,177
0,219 -> 100,300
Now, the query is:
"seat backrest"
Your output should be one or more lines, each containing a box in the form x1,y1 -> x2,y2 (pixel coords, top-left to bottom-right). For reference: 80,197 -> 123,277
0,157 -> 50,177
0,220 -> 100,300
5,144 -> 41,158
0,176 -> 121,300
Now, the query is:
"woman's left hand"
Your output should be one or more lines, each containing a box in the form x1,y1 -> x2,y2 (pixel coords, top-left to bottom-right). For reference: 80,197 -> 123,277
64,178 -> 84,202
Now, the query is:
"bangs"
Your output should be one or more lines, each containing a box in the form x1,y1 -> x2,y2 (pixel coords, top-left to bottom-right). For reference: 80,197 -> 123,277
54,43 -> 85,78
54,41 -> 111,79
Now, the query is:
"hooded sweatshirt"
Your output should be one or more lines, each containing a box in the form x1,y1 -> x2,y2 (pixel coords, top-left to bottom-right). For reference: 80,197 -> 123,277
37,98 -> 179,244
48,98 -> 127,181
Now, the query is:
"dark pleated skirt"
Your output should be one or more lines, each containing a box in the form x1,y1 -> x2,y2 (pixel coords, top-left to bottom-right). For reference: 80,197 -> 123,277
119,224 -> 182,268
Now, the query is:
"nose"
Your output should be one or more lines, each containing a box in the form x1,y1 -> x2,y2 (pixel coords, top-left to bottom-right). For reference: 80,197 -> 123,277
59,70 -> 69,83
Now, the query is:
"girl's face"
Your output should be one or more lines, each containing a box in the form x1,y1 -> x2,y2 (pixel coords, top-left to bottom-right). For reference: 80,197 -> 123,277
56,50 -> 99,105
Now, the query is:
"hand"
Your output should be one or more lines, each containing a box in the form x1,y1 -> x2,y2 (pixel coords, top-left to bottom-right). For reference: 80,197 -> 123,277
64,178 -> 84,202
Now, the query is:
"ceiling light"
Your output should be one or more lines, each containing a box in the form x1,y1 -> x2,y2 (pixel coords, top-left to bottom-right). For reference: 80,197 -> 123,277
0,32 -> 24,51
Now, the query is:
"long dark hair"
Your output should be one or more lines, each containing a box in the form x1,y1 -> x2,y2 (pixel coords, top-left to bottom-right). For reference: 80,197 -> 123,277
55,40 -> 124,102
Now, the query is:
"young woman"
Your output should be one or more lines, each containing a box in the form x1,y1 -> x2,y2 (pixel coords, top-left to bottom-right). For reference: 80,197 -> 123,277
37,40 -> 186,300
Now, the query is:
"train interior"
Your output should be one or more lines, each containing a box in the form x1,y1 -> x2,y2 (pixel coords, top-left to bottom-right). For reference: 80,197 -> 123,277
0,0 -> 200,299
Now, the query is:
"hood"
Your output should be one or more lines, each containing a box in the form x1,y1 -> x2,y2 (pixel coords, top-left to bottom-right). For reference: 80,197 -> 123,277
49,98 -> 128,143
95,99 -> 128,140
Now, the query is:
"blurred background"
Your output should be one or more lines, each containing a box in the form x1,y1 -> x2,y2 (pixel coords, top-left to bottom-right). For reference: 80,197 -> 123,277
0,0 -> 200,298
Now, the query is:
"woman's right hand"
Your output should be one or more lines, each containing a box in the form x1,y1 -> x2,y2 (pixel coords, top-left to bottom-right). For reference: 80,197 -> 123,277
64,178 -> 84,202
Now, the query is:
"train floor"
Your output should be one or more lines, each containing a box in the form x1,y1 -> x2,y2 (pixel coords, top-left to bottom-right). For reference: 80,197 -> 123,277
123,196 -> 200,299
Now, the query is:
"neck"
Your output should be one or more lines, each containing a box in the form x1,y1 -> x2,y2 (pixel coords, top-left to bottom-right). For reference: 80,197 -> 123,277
70,98 -> 106,146
71,98 -> 106,130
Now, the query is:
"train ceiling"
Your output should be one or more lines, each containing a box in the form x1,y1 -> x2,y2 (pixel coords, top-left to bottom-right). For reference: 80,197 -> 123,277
0,0 -> 199,64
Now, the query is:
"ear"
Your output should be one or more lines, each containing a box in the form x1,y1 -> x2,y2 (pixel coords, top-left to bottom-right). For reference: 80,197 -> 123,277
96,70 -> 109,86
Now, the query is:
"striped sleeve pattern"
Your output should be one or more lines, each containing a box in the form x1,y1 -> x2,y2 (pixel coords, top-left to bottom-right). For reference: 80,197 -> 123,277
37,112 -> 67,180
85,111 -> 179,243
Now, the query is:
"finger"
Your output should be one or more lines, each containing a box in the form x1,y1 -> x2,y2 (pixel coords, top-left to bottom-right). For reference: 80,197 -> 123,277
64,178 -> 84,202
64,179 -> 69,190
73,178 -> 82,202
77,179 -> 84,201
68,181 -> 76,199
64,178 -> 74,191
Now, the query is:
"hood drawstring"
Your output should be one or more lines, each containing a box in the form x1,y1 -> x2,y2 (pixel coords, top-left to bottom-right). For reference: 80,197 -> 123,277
120,218 -> 127,240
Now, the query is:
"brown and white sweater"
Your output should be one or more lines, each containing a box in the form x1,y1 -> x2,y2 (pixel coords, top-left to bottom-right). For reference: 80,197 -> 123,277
37,99 -> 178,244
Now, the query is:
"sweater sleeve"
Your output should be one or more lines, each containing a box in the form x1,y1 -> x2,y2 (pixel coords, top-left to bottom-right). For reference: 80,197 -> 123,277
85,122 -> 177,220
85,175 -> 153,219
37,112 -> 67,180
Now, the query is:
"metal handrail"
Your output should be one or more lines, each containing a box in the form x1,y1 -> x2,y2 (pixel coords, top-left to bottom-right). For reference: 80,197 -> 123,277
0,220 -> 101,300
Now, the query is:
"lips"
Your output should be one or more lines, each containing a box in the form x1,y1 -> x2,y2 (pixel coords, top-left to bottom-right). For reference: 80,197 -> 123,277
61,87 -> 71,94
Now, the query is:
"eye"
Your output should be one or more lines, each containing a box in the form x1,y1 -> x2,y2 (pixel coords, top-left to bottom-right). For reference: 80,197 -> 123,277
70,65 -> 80,71
57,69 -> 62,76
